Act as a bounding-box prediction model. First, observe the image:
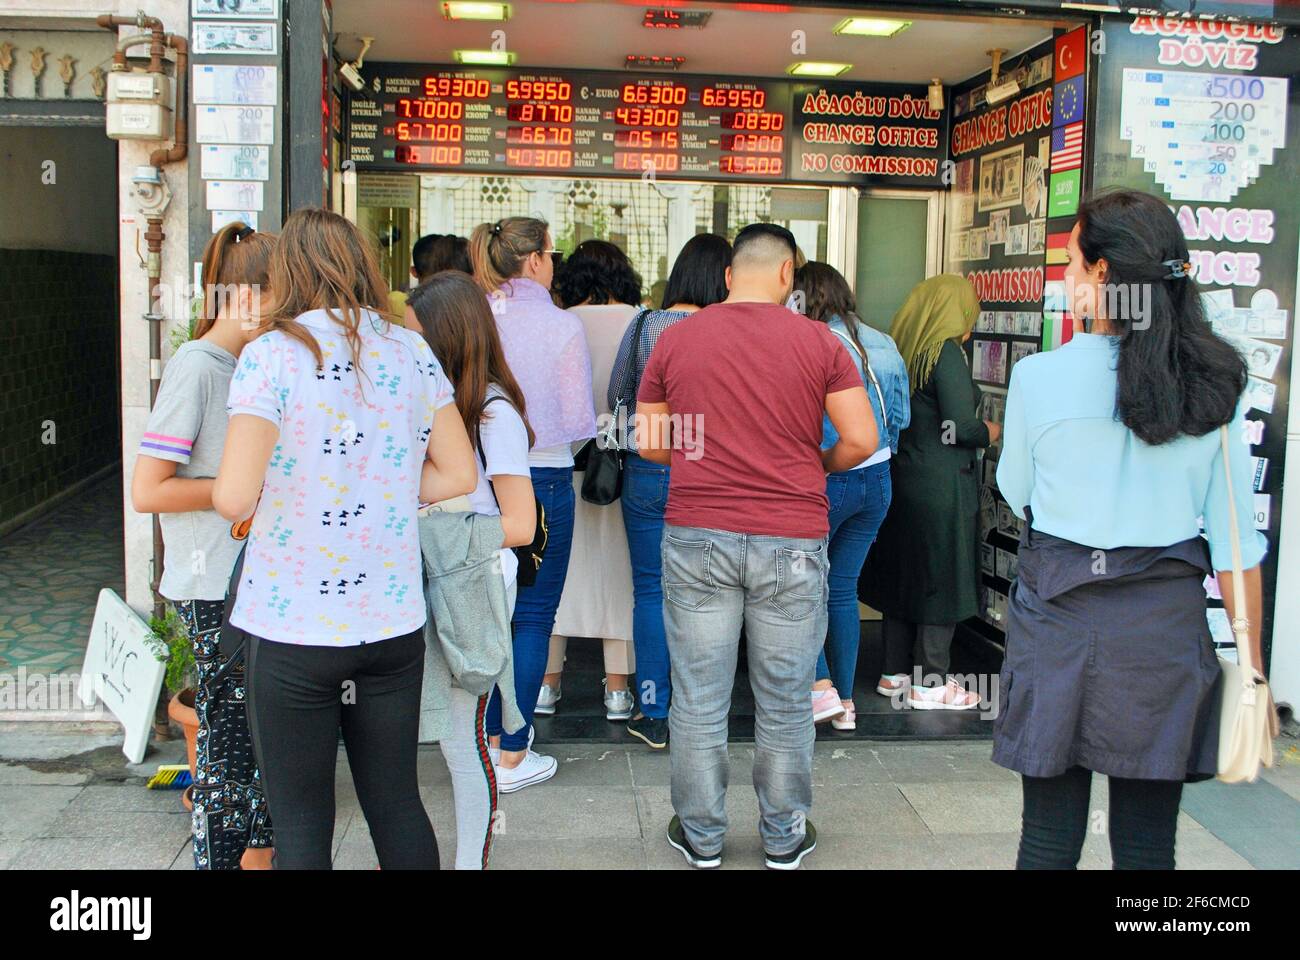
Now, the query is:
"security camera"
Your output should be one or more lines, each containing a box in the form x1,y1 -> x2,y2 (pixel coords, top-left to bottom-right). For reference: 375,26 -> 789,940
339,36 -> 373,93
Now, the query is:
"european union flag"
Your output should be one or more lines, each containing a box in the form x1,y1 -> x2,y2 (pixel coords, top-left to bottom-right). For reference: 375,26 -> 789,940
1054,75 -> 1084,127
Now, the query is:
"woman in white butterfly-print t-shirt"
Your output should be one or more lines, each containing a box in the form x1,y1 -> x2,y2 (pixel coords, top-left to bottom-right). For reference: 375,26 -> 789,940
213,208 -> 477,871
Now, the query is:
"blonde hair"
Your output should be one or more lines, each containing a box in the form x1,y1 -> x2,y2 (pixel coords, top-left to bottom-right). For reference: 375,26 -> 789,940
196,221 -> 275,338
263,208 -> 392,373
468,216 -> 549,294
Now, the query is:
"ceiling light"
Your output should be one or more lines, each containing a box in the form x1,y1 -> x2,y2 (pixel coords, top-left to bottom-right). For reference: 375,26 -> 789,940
443,2 -> 511,20
1060,2 -> 1120,11
454,49 -> 516,66
787,61 -> 852,78
833,18 -> 911,37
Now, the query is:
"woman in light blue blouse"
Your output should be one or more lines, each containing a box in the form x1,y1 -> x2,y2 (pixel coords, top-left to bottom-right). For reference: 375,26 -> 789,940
992,189 -> 1266,870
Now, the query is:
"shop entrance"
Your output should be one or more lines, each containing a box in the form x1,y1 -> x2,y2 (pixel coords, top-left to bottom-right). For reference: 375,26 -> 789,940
331,0 -> 1075,739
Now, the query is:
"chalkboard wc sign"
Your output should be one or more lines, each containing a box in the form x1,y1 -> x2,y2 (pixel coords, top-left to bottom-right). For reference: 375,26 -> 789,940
78,589 -> 166,764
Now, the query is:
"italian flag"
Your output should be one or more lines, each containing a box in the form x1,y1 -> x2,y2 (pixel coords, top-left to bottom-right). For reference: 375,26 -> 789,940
1042,261 -> 1073,351
1042,312 -> 1073,351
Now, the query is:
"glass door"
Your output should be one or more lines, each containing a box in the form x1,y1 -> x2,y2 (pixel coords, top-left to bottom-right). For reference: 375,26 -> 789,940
849,189 -> 943,332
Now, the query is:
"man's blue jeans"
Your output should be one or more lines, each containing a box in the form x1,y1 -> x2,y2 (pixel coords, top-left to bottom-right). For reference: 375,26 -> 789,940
662,524 -> 828,857
815,460 -> 892,696
486,466 -> 575,751
621,454 -> 671,719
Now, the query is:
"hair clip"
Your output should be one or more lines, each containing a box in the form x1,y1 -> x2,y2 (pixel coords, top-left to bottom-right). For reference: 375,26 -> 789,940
1162,258 -> 1191,279
234,225 -> 255,242
490,222 -> 503,236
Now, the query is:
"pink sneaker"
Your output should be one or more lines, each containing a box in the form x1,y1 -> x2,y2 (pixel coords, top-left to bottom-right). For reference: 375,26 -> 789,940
907,679 -> 981,711
831,701 -> 856,731
811,687 -> 845,723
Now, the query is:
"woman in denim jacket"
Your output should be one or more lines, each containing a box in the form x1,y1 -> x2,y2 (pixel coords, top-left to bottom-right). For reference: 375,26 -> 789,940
795,263 -> 910,730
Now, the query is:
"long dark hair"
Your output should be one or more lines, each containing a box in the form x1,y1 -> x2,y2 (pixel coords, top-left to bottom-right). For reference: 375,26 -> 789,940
794,260 -> 869,354
554,239 -> 642,308
407,270 -> 536,449
662,233 -> 731,309
1076,189 -> 1246,445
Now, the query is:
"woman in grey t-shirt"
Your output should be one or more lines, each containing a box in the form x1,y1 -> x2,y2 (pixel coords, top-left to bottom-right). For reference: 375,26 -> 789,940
131,221 -> 277,870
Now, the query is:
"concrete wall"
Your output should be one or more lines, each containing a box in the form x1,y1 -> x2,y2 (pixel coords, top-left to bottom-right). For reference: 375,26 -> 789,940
108,0 -> 191,615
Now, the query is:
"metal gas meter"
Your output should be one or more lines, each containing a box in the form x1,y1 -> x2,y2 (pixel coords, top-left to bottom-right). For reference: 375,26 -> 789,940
106,69 -> 173,140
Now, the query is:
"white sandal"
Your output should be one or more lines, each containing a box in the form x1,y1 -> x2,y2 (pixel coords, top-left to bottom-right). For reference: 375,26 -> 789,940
907,679 -> 981,711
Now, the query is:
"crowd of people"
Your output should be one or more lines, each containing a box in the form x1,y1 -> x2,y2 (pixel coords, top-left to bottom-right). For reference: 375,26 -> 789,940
132,187 -> 1266,871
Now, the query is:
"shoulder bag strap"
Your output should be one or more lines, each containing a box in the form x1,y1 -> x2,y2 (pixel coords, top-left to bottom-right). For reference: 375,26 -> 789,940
610,307 -> 650,448
831,326 -> 888,433
1219,424 -> 1255,683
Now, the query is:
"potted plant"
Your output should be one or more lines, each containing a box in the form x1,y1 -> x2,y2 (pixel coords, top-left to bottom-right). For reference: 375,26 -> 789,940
146,606 -> 198,810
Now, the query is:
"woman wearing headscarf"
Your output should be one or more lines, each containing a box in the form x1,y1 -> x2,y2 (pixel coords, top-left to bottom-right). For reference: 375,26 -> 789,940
859,275 -> 1000,710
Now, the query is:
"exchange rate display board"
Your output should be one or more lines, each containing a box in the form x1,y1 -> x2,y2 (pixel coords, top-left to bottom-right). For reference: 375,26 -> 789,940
347,63 -> 945,186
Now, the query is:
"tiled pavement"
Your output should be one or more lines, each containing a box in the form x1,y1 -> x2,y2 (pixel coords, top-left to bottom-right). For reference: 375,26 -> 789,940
1,727 -> 1296,870
0,478 -> 124,676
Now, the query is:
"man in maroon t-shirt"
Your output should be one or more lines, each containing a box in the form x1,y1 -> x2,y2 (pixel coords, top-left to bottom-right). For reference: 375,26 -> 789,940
636,223 -> 876,870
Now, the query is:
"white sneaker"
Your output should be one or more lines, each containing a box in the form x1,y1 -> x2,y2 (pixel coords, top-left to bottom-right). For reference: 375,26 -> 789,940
534,682 -> 561,716
604,686 -> 634,721
496,750 -> 558,794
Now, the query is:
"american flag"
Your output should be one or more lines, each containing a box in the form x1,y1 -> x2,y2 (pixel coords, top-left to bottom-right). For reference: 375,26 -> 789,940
1051,122 -> 1083,172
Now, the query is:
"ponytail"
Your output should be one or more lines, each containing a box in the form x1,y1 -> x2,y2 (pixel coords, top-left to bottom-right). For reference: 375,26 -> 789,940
197,221 -> 275,339
468,216 -> 549,295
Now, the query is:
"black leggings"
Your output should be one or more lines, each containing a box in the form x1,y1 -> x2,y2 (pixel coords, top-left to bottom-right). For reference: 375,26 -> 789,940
1017,765 -> 1184,870
246,628 -> 438,870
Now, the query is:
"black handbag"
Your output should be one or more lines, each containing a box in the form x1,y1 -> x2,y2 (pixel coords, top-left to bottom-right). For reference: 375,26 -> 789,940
580,307 -> 649,506
475,395 -> 549,588
202,545 -> 252,695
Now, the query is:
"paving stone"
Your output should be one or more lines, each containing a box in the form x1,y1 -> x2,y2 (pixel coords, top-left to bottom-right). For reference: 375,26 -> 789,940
0,763 -> 90,786
498,784 -> 641,840
0,784 -> 83,840
1174,827 -> 1254,870
12,835 -> 188,870
549,745 -> 636,787
488,836 -> 645,870
896,781 -> 1024,834
873,742 -> 1018,784
802,834 -> 952,870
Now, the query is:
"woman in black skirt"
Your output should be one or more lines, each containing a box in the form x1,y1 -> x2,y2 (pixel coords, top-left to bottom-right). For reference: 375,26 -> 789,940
993,189 -> 1267,869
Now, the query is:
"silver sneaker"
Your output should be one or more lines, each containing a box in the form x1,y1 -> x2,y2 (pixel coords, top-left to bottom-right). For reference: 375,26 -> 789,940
604,688 -> 635,721
535,682 -> 561,716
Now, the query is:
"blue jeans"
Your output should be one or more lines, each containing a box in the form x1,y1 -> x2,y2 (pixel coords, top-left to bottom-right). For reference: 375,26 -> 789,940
662,524 -> 828,857
621,454 -> 672,719
814,460 -> 892,696
486,466 -> 575,751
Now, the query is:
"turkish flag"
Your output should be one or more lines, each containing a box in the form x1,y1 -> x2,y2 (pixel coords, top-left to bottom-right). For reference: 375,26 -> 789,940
1054,27 -> 1086,83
